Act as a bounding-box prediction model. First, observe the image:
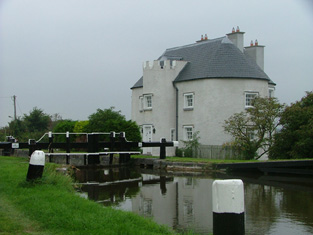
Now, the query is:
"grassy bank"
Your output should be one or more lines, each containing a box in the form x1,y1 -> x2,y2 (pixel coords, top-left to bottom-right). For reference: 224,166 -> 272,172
0,156 -> 176,234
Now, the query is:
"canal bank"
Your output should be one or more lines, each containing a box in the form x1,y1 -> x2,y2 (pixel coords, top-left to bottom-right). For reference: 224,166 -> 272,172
45,153 -> 313,176
132,158 -> 313,176
0,156 -> 175,235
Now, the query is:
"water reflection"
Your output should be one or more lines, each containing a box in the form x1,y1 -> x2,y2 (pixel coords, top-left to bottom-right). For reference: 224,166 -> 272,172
74,167 -> 313,234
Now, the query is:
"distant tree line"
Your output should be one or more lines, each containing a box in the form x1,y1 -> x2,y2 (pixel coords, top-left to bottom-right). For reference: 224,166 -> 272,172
0,106 -> 141,143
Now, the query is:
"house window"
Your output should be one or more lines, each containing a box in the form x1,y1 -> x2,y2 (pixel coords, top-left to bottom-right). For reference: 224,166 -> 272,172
184,93 -> 194,110
269,88 -> 275,98
245,92 -> 258,108
139,96 -> 144,111
170,128 -> 175,141
247,129 -> 255,140
144,95 -> 152,110
183,126 -> 193,141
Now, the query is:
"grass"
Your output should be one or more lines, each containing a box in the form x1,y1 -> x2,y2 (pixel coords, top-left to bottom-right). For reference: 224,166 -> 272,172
0,156 -> 176,234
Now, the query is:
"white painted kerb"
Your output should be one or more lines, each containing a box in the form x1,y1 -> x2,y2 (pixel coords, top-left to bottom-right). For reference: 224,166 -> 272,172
29,150 -> 45,166
212,179 -> 244,214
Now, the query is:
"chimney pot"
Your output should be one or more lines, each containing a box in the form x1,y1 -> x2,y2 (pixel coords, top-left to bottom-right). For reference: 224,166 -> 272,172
255,39 -> 258,46
236,26 -> 240,32
205,34 -> 208,40
250,40 -> 254,46
201,35 -> 203,41
232,27 -> 235,33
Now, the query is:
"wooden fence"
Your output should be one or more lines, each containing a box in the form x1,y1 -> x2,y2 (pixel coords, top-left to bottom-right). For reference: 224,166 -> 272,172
194,145 -> 243,160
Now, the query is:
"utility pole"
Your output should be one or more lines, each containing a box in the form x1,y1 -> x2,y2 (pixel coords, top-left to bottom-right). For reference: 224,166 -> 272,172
12,95 -> 17,120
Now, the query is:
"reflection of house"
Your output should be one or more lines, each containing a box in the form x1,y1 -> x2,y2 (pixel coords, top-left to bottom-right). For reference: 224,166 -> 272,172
131,177 -> 214,232
131,27 -> 276,156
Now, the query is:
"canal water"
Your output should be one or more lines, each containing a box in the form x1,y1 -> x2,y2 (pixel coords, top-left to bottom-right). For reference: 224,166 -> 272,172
74,167 -> 313,234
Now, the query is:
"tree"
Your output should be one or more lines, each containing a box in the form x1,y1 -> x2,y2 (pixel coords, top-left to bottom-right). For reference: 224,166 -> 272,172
24,107 -> 51,133
7,107 -> 51,141
270,92 -> 313,159
87,107 -> 141,142
181,131 -> 200,158
53,120 -> 77,142
73,120 -> 89,142
224,97 -> 284,160
8,118 -> 26,139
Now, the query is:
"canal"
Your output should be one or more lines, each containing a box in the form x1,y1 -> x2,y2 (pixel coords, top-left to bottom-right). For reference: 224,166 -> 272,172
74,166 -> 313,234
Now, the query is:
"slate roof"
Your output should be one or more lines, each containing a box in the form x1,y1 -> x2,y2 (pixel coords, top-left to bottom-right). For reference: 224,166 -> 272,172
131,36 -> 275,89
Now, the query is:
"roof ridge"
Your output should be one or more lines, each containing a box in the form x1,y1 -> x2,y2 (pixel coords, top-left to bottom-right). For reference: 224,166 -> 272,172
165,36 -> 225,52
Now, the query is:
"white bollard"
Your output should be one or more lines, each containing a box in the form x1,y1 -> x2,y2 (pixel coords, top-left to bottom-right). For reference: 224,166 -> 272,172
26,150 -> 45,181
212,179 -> 245,235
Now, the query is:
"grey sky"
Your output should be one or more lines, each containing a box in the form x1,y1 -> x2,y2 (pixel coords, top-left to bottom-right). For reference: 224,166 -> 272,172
1,0 -> 313,127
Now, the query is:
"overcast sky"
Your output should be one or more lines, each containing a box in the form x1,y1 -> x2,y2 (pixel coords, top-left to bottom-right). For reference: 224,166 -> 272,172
1,0 -> 313,128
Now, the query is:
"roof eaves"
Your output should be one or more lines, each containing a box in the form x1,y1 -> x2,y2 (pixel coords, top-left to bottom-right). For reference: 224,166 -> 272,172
130,76 -> 143,89
174,76 -> 271,83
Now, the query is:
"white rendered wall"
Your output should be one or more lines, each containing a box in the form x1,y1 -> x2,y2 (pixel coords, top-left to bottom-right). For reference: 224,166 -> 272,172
131,60 -> 187,156
176,78 -> 270,148
132,62 -> 271,156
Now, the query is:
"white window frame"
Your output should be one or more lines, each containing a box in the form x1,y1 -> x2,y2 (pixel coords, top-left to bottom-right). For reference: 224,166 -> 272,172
247,128 -> 255,140
245,92 -> 258,108
170,128 -> 175,141
269,88 -> 275,98
143,94 -> 152,110
139,96 -> 144,112
184,93 -> 194,110
183,126 -> 193,141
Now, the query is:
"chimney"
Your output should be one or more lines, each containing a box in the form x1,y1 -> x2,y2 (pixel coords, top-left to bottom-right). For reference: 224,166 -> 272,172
196,34 -> 209,43
226,26 -> 245,52
244,39 -> 265,70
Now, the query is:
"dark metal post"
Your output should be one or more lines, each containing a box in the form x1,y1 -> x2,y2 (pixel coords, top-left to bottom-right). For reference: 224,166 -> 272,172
109,132 -> 115,165
28,139 -> 37,156
160,138 -> 166,159
119,132 -> 129,164
87,134 -> 100,165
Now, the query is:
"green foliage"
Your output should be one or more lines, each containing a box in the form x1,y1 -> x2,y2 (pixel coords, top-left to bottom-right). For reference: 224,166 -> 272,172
270,91 -> 313,159
23,107 -> 51,133
2,106 -> 140,145
181,131 -> 201,158
87,107 -> 125,132
175,147 -> 184,157
5,107 -> 51,141
52,120 -> 77,142
73,120 -> 89,142
73,120 -> 89,133
8,118 -> 26,139
224,97 -> 285,160
88,107 -> 141,142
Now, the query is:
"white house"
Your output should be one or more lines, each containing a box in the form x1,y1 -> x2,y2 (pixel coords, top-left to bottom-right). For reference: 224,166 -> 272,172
131,27 -> 276,156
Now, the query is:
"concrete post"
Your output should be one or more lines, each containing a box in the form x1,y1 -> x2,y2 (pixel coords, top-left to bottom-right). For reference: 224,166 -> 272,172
212,179 -> 245,235
26,150 -> 45,181
66,131 -> 70,153
48,131 -> 53,153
